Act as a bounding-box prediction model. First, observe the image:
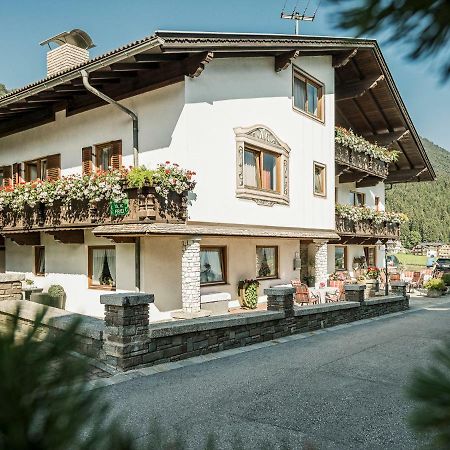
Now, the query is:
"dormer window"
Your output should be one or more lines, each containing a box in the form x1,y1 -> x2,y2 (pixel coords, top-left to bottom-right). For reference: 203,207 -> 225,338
235,125 -> 290,206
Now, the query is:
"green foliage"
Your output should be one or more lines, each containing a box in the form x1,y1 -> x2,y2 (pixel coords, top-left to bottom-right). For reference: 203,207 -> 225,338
0,306 -> 133,450
239,279 -> 259,309
333,0 -> 450,80
127,166 -> 155,189
442,273 -> 450,286
0,84 -> 7,97
423,278 -> 446,291
387,138 -> 450,247
48,285 -> 65,297
408,340 -> 450,448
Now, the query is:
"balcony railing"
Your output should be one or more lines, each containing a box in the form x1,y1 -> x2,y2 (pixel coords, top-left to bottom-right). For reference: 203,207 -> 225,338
0,186 -> 187,233
335,143 -> 390,179
336,214 -> 400,239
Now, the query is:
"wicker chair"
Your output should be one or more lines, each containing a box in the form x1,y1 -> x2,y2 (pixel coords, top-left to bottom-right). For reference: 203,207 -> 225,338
291,280 -> 320,305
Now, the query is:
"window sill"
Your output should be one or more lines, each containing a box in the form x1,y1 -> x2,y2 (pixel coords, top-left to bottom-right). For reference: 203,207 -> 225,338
200,281 -> 227,287
236,188 -> 289,207
292,105 -> 325,125
88,285 -> 116,291
314,192 -> 327,199
256,276 -> 279,281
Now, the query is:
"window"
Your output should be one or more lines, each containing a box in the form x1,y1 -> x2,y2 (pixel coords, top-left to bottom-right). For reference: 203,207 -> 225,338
24,154 -> 60,182
313,162 -> 326,197
82,141 -> 122,174
335,246 -> 347,271
256,246 -> 278,279
364,247 -> 376,267
350,191 -> 365,207
200,247 -> 226,285
34,246 -> 45,276
293,69 -> 324,121
235,126 -> 290,206
375,196 -> 380,211
244,147 -> 279,192
88,246 -> 116,290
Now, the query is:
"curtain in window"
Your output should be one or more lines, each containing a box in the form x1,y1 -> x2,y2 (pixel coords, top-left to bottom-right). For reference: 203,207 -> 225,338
92,249 -> 116,286
335,247 -> 345,270
293,76 -> 306,110
262,153 -> 277,191
307,83 -> 318,115
200,249 -> 224,283
37,248 -> 45,274
256,247 -> 276,278
105,249 -> 116,284
314,166 -> 323,194
101,147 -> 111,171
244,150 -> 258,187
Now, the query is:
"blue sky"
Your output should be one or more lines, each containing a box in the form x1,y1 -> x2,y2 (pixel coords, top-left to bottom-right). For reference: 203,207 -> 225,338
1,0 -> 449,149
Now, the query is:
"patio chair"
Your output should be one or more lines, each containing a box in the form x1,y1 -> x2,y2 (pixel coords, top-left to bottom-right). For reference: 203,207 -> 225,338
325,287 -> 344,303
409,271 -> 422,292
291,280 -> 320,306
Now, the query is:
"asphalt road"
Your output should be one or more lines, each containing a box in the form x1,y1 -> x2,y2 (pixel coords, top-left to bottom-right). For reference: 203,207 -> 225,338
100,297 -> 450,450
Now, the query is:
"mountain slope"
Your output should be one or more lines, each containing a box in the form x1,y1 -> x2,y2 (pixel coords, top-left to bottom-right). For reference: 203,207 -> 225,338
386,138 -> 450,247
0,84 -> 7,96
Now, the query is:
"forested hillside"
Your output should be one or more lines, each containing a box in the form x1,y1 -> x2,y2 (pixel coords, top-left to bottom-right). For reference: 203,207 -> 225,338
0,84 -> 7,96
386,138 -> 450,247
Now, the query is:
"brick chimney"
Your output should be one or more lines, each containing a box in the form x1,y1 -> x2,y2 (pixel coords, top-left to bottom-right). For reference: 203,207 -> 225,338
40,29 -> 94,77
47,44 -> 89,76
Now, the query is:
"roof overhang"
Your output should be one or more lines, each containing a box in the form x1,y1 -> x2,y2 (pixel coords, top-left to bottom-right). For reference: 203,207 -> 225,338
0,31 -> 435,183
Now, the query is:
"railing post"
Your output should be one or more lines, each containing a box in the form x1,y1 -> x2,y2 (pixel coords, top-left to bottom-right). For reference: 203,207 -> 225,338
344,284 -> 365,303
264,287 -> 295,316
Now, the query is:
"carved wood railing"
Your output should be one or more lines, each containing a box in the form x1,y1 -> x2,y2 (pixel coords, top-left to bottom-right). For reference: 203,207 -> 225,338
335,143 -> 389,178
336,215 -> 400,239
0,187 -> 187,232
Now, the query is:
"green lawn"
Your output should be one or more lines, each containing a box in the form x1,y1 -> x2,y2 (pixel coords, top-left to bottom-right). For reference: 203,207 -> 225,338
395,253 -> 428,269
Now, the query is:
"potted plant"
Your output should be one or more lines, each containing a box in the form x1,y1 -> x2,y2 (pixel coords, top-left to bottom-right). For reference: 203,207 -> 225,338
424,279 -> 446,298
30,285 -> 66,309
238,279 -> 260,309
365,267 -> 381,296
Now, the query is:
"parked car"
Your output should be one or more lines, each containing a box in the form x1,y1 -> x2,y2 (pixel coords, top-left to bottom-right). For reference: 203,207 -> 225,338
435,258 -> 450,274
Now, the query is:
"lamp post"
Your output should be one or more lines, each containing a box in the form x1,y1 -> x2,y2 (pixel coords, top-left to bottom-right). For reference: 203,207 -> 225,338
377,239 -> 395,295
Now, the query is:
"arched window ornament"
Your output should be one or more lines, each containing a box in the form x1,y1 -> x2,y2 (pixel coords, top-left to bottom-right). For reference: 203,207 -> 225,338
235,125 -> 290,206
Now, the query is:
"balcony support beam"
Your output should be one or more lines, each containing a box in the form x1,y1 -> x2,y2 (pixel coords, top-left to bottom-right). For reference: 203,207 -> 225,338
275,50 -> 300,72
365,129 -> 409,146
332,49 -> 357,68
339,172 -> 369,184
356,176 -> 383,188
5,232 -> 40,246
47,230 -> 84,244
336,74 -> 385,102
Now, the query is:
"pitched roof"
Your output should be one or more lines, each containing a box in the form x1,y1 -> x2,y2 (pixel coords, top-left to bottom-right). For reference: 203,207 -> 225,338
0,31 -> 435,183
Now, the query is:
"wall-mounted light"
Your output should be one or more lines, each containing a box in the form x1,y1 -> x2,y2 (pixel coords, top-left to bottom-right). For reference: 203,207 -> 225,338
293,251 -> 301,270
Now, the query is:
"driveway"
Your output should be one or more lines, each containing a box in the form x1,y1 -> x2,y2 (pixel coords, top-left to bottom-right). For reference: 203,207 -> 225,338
98,296 -> 450,449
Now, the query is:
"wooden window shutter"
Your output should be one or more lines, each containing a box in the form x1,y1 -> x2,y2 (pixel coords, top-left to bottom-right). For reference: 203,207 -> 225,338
82,147 -> 93,175
2,166 -> 12,187
12,163 -> 23,184
46,154 -> 61,181
110,140 -> 122,170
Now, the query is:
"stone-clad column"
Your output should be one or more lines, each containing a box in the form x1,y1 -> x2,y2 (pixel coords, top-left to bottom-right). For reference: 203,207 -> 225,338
172,236 -> 210,319
313,240 -> 328,287
264,286 -> 295,317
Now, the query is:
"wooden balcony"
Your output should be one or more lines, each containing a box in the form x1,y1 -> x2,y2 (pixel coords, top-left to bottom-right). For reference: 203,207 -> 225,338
0,187 -> 187,244
336,214 -> 400,244
335,143 -> 390,188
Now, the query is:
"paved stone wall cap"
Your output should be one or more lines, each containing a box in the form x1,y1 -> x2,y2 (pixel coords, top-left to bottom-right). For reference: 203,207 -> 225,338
0,273 -> 25,282
344,284 -> 366,291
264,286 -> 295,296
100,293 -> 155,306
390,281 -> 407,287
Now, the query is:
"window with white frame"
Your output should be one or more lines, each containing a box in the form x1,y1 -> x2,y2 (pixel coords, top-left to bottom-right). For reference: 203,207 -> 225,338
235,125 -> 290,206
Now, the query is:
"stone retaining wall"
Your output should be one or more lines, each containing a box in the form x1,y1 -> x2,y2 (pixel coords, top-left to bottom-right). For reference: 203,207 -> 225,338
0,273 -> 24,301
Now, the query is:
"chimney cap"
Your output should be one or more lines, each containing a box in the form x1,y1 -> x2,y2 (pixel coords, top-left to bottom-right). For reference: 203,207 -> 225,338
40,29 -> 95,50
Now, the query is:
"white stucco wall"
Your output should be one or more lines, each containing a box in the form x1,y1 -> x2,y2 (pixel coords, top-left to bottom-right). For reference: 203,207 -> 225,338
336,179 -> 386,211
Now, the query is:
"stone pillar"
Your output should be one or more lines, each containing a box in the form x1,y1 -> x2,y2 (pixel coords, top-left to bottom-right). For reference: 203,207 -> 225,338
312,240 -> 328,287
344,284 -> 365,303
264,286 -> 295,317
390,281 -> 407,298
172,237 -> 210,319
0,273 -> 25,301
101,293 -> 154,371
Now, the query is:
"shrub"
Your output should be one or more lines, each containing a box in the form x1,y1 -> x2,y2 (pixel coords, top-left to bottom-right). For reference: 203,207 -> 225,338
424,278 -> 446,291
48,285 -> 66,298
442,273 -> 450,286
127,166 -> 155,188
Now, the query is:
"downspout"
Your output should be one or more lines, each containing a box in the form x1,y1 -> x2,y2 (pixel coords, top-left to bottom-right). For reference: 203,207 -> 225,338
80,69 -> 141,292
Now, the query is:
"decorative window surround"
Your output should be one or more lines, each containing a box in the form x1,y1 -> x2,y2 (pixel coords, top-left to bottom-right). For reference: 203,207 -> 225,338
235,125 -> 290,207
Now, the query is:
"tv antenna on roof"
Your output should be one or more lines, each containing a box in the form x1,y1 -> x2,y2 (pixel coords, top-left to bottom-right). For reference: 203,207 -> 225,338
281,0 -> 321,35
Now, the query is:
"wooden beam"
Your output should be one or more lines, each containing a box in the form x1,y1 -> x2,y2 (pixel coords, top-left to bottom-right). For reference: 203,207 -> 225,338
47,230 -> 84,244
336,74 -> 385,102
356,176 -> 383,188
6,232 -> 40,246
366,129 -> 410,147
332,49 -> 358,68
275,50 -> 299,72
110,62 -> 159,71
106,236 -> 136,244
339,172 -> 369,184
385,168 -> 427,183
186,51 -> 214,78
89,71 -> 136,79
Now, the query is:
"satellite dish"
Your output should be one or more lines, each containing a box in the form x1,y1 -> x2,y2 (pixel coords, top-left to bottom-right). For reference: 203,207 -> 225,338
40,29 -> 95,49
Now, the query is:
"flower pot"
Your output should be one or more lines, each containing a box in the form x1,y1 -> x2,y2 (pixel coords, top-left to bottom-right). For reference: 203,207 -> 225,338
365,279 -> 379,298
239,283 -> 259,309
